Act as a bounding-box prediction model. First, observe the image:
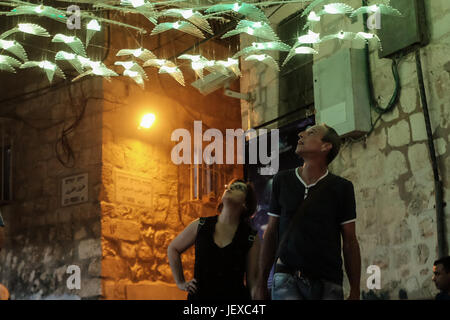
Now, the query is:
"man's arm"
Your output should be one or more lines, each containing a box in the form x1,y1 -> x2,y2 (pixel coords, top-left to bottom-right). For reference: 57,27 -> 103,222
341,221 -> 361,300
246,235 -> 261,299
254,216 -> 279,300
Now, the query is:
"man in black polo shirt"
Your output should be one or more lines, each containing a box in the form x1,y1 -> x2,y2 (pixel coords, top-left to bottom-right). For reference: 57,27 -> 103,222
255,124 -> 361,300
432,256 -> 450,300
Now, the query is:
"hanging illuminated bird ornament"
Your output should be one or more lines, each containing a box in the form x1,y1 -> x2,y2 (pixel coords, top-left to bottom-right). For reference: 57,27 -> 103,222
320,30 -> 383,49
52,34 -> 87,57
301,0 -> 327,17
282,46 -> 318,67
245,54 -> 279,71
55,51 -> 84,74
7,4 -> 67,23
213,58 -> 241,77
116,48 -> 156,62
0,55 -> 22,73
151,21 -> 205,39
161,9 -> 213,35
178,54 -> 214,79
143,59 -> 185,86
73,57 -> 119,82
0,23 -> 50,39
317,3 -> 354,16
0,39 -> 28,61
206,2 -> 269,23
303,11 -> 321,30
350,3 -> 402,17
297,30 -> 322,45
233,41 -> 291,58
222,20 -> 279,41
114,60 -> 148,88
20,60 -> 66,83
86,20 -> 101,47
119,0 -> 158,24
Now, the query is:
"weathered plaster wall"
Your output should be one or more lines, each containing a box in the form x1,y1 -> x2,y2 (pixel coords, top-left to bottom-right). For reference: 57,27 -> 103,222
0,77 -> 104,299
241,0 -> 450,299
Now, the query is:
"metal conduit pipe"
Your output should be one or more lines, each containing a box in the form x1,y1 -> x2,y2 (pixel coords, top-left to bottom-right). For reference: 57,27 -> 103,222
414,49 -> 447,258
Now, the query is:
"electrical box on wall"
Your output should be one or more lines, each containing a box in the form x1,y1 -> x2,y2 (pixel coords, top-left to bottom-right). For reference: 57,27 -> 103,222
377,0 -> 428,58
313,48 -> 371,137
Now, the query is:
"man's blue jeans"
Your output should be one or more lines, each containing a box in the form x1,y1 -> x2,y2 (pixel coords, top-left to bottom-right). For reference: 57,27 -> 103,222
271,272 -> 344,300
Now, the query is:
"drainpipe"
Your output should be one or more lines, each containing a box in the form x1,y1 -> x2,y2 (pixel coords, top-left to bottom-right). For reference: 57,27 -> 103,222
414,49 -> 448,258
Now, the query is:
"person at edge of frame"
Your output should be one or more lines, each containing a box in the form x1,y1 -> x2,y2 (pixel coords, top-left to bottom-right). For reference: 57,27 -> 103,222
255,123 -> 361,300
433,256 -> 450,300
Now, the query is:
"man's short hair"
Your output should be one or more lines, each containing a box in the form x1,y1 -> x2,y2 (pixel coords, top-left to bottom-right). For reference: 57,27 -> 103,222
434,256 -> 450,273
321,124 -> 341,164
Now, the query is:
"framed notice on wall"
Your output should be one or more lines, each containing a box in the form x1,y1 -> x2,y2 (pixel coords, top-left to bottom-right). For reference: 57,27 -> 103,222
114,169 -> 152,208
61,173 -> 89,207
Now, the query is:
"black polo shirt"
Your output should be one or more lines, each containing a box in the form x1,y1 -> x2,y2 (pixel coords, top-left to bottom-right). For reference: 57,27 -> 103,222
268,168 -> 356,285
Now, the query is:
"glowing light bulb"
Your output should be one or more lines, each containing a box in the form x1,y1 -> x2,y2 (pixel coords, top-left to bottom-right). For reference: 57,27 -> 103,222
39,61 -> 55,71
369,5 -> 379,12
182,10 -> 194,19
18,24 -> 34,33
34,5 -> 44,14
232,3 -> 241,12
140,113 -> 155,129
87,20 -> 101,31
0,40 -> 15,49
130,0 -> 145,8
192,61 -> 203,70
337,31 -> 345,39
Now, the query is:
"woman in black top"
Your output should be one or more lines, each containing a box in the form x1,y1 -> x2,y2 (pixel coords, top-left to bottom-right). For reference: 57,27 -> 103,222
168,179 -> 260,300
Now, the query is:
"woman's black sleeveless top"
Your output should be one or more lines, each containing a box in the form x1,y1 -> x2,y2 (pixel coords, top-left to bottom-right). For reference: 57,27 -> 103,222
188,215 -> 257,300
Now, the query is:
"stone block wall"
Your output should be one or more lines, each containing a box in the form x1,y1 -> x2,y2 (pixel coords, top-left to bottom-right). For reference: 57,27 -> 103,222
240,0 -> 450,299
0,77 -> 103,299
99,16 -> 243,299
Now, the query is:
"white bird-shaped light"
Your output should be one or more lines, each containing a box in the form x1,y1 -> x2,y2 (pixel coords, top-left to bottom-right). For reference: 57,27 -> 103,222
0,23 -> 51,39
321,30 -> 382,49
143,59 -> 185,86
178,54 -> 214,79
151,21 -> 205,39
20,60 -> 66,83
55,51 -> 84,74
0,55 -> 22,73
115,60 -> 148,88
73,57 -> 119,82
245,54 -> 279,71
120,0 -> 158,24
282,45 -> 318,67
233,41 -> 291,58
52,34 -> 87,57
351,4 -> 402,18
302,0 -> 327,17
0,39 -> 28,61
214,58 -> 241,77
7,4 -> 67,23
116,48 -> 156,62
297,30 -> 322,44
222,20 -> 279,41
303,11 -> 322,30
318,3 -> 354,15
86,20 -> 101,46
206,2 -> 269,23
161,9 -> 213,35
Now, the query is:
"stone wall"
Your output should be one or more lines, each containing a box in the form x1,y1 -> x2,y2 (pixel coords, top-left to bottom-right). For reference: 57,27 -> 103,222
99,16 -> 243,299
241,0 -> 450,299
0,77 -> 104,299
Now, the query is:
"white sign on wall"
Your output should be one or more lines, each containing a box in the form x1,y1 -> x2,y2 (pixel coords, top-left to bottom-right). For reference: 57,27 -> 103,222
114,169 -> 152,207
61,173 -> 88,207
